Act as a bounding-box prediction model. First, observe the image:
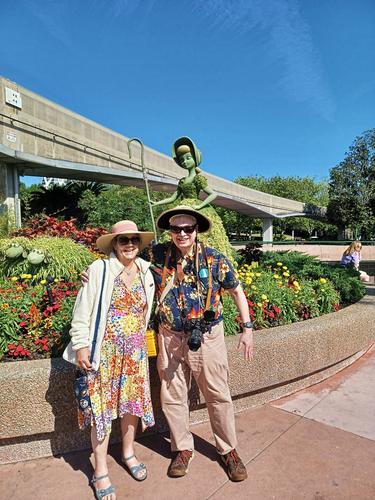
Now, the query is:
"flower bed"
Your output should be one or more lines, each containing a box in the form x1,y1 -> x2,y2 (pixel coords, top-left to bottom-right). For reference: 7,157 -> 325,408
223,249 -> 365,335
0,277 -> 79,361
0,243 -> 366,360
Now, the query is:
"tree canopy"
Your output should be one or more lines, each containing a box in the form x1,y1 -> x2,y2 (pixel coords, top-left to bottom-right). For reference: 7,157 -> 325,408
327,129 -> 375,239
217,175 -> 334,240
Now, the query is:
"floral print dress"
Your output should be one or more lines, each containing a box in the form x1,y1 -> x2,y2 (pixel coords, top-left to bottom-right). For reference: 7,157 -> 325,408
79,273 -> 155,440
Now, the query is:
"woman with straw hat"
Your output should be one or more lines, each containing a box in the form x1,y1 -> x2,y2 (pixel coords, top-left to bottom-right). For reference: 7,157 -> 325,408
64,220 -> 155,499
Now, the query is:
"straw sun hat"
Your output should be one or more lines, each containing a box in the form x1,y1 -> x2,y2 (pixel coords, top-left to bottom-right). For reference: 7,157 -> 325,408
96,220 -> 155,255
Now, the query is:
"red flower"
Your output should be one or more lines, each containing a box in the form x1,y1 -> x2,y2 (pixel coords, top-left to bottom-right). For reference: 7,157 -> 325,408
12,308 -> 17,313
7,343 -> 17,350
273,306 -> 281,314
42,345 -> 49,351
268,311 -> 275,318
19,321 -> 27,327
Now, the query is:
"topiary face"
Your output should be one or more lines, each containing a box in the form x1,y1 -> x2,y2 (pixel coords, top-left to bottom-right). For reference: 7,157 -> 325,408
0,236 -> 95,280
27,249 -> 46,265
5,243 -> 24,259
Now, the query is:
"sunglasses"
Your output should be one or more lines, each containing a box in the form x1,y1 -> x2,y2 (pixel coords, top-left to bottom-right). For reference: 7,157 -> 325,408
116,236 -> 141,245
170,224 -> 197,234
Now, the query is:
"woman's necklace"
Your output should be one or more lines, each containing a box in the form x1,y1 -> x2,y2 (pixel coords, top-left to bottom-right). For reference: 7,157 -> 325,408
123,263 -> 135,276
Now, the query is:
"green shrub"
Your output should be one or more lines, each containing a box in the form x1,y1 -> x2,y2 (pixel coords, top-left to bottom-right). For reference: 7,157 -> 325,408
222,293 -> 240,336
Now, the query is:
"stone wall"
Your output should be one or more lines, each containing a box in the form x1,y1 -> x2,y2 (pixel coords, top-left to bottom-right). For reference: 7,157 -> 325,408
0,288 -> 374,464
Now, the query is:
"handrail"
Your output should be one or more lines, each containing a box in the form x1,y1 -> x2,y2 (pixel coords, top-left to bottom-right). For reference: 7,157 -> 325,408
0,112 -> 176,181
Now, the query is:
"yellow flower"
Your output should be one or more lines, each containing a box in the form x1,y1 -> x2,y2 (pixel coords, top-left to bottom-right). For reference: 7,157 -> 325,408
21,274 -> 28,279
282,266 -> 288,270
251,285 -> 257,290
277,281 -> 283,286
293,280 -> 300,287
257,302 -> 262,307
1,303 -> 9,309
255,272 -> 261,277
245,277 -> 253,285
54,278 -> 59,283
40,279 -> 46,285
11,276 -> 18,281
320,278 -> 327,284
277,262 -> 283,266
261,294 -> 268,301
273,274 -> 280,279
283,272 -> 290,277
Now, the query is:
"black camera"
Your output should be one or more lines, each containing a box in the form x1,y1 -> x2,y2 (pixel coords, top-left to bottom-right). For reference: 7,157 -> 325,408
184,311 -> 215,352
187,326 -> 203,352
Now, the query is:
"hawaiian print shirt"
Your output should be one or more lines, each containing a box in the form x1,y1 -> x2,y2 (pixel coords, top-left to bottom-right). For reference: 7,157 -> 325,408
148,242 -> 239,332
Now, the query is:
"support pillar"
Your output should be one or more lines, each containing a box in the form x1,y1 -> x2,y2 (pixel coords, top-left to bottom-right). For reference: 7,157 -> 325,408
262,218 -> 273,243
0,163 -> 21,228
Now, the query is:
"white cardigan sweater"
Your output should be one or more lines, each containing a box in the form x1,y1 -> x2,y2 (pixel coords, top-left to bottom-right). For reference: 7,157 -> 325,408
63,253 -> 155,370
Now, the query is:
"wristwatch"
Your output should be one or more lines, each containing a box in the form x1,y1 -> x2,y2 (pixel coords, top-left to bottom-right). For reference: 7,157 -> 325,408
242,321 -> 253,329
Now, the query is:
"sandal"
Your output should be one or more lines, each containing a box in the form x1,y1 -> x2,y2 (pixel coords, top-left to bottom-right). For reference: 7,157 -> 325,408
122,454 -> 148,481
91,474 -> 115,500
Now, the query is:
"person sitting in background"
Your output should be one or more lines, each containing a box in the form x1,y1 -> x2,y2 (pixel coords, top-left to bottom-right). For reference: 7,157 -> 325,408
340,241 -> 370,283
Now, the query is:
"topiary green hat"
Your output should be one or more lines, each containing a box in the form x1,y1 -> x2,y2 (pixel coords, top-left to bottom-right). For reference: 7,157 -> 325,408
172,136 -> 202,167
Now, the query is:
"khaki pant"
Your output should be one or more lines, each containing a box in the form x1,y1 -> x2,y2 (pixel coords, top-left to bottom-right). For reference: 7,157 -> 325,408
157,322 -> 237,455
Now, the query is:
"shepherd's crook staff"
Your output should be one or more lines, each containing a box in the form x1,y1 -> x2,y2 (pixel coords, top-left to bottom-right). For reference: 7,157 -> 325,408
127,138 -> 158,242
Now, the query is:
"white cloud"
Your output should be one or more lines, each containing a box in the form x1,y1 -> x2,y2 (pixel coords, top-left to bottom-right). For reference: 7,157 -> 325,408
194,0 -> 336,121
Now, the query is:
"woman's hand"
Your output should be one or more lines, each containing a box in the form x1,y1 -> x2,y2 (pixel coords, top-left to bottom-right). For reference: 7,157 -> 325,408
75,347 -> 92,370
81,270 -> 89,284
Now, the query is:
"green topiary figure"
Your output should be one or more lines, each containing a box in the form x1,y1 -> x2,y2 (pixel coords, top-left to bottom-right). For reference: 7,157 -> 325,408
0,236 -> 95,281
151,137 -> 235,260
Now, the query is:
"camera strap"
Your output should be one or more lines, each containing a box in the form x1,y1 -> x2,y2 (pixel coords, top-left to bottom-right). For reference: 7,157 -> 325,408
195,242 -> 212,314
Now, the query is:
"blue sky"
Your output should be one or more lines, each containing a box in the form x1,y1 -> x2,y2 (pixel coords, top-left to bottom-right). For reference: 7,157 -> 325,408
1,0 -> 374,186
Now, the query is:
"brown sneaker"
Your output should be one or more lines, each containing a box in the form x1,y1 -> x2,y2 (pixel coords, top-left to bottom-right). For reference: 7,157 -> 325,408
168,450 -> 194,477
220,449 -> 248,482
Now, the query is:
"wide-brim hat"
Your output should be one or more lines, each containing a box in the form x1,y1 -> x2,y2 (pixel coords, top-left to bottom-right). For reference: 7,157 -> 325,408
96,220 -> 155,255
156,205 -> 211,233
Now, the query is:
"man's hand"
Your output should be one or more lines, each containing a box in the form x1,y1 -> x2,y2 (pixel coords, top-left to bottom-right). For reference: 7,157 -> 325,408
237,329 -> 253,361
75,347 -> 92,370
81,270 -> 89,285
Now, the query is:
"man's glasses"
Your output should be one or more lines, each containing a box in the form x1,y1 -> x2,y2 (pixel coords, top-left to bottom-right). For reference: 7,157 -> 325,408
170,224 -> 197,234
116,236 -> 141,245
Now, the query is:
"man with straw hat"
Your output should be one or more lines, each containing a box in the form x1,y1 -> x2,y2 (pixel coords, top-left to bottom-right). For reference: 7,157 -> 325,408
151,205 -> 253,482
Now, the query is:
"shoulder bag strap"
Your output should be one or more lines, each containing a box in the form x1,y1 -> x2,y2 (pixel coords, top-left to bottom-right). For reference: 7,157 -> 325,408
89,259 -> 107,364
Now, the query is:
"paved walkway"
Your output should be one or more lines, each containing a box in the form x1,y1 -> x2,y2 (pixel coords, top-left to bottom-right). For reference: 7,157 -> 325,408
1,347 -> 375,499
